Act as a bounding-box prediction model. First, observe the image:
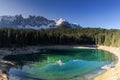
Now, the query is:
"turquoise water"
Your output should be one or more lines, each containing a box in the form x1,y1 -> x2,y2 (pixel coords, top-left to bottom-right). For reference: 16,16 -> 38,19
4,49 -> 116,80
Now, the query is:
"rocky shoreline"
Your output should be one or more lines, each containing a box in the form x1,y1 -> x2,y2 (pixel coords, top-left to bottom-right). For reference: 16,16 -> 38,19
0,46 -> 44,80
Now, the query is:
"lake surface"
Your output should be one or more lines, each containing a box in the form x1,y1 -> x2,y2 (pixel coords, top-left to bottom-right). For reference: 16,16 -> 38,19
4,48 -> 117,80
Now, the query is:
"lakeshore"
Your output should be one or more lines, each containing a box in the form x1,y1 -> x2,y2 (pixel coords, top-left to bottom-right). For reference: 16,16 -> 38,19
0,45 -> 119,80
93,46 -> 120,80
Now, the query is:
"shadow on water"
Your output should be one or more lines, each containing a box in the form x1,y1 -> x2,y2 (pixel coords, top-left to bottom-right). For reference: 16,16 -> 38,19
3,49 -> 116,62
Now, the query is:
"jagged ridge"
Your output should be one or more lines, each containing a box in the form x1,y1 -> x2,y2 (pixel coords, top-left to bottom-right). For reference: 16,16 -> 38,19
0,15 -> 82,29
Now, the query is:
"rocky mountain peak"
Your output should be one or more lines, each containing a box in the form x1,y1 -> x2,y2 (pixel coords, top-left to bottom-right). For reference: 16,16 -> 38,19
0,15 -> 82,29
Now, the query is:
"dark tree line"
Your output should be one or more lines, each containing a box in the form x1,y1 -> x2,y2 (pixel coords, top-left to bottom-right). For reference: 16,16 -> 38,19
0,28 -> 120,47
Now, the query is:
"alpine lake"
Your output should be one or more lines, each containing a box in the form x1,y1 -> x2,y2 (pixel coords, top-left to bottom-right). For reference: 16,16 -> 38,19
3,48 -> 117,80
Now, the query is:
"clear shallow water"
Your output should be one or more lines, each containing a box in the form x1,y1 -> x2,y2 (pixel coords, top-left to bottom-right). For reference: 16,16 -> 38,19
4,49 -> 117,80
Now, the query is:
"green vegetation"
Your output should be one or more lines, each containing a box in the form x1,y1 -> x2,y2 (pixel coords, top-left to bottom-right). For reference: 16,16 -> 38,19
0,28 -> 119,47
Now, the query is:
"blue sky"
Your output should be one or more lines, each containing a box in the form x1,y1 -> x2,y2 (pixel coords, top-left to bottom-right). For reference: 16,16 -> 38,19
0,0 -> 120,29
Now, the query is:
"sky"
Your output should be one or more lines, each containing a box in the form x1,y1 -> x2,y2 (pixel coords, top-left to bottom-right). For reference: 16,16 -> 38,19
0,0 -> 120,29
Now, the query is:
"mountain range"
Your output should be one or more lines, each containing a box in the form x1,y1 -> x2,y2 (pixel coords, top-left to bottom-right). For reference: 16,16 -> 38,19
0,15 -> 82,29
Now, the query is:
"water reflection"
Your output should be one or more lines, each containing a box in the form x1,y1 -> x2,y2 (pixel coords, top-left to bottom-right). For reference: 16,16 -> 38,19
3,49 -> 117,80
4,49 -> 116,62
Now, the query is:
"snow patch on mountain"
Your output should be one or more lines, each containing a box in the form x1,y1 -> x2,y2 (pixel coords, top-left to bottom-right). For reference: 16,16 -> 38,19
55,18 -> 66,26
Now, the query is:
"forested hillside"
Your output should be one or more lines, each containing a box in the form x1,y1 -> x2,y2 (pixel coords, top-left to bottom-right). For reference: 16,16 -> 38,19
0,28 -> 120,47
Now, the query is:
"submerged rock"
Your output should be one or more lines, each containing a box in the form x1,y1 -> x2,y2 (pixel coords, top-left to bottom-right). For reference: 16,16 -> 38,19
101,63 -> 115,70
